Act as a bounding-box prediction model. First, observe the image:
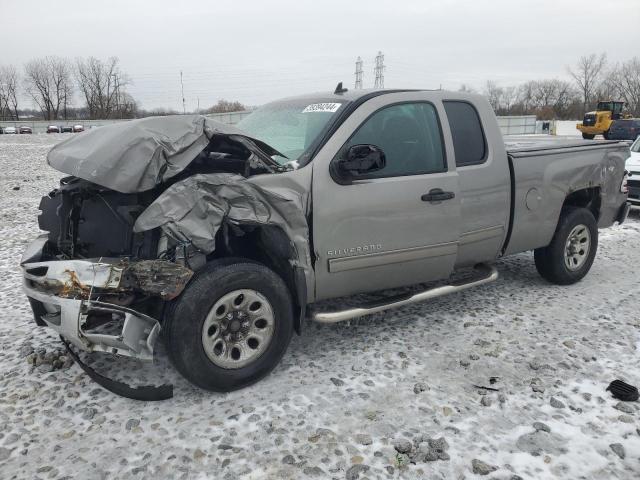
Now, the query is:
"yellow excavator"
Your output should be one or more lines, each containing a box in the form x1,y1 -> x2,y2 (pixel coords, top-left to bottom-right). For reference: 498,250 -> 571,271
576,101 -> 629,139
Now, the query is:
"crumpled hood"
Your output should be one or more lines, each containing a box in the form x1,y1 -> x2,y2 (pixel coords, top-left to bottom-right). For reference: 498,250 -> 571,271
46,115 -> 281,193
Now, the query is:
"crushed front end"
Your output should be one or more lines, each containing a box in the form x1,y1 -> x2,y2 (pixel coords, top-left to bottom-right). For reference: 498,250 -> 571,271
21,114 -> 299,364
21,178 -> 195,360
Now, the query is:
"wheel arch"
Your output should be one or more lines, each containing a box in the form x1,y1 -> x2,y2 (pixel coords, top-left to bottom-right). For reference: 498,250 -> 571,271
210,223 -> 307,335
562,187 -> 601,221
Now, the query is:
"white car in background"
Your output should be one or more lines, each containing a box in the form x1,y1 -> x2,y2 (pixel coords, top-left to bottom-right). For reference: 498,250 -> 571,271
626,136 -> 640,207
3,126 -> 17,134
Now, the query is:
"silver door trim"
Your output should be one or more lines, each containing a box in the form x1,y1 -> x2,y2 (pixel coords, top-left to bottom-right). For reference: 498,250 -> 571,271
459,225 -> 505,246
328,242 -> 458,273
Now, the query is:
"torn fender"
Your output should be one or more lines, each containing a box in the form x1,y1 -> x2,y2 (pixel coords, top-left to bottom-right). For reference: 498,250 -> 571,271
133,172 -> 312,280
46,115 -> 285,194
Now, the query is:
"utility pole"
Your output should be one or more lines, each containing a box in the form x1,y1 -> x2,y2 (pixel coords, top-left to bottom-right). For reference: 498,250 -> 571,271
0,83 -> 6,121
373,51 -> 385,89
180,70 -> 186,114
111,73 -> 120,118
354,56 -> 363,89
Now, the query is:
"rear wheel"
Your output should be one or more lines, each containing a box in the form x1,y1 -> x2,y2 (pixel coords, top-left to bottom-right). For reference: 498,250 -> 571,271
164,259 -> 294,392
582,133 -> 595,140
534,207 -> 598,285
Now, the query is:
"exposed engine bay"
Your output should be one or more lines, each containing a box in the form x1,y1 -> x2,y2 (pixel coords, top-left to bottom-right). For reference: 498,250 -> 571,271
38,130 -> 285,262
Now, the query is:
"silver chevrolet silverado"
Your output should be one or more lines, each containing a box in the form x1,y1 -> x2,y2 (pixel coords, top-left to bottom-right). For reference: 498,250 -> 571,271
21,88 -> 630,392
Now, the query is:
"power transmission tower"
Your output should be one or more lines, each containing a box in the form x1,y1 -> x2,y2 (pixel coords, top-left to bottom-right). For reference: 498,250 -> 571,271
354,56 -> 364,89
373,51 -> 385,89
180,70 -> 186,114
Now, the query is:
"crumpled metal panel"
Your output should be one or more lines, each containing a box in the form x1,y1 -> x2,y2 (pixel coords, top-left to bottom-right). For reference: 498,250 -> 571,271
23,257 -> 193,300
46,115 -> 278,194
133,173 -> 311,274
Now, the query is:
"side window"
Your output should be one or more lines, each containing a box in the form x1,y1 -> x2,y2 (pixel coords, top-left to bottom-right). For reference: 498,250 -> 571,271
343,102 -> 446,178
443,101 -> 487,167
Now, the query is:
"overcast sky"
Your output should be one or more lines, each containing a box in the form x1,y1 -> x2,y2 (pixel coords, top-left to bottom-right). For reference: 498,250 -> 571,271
2,0 -> 639,111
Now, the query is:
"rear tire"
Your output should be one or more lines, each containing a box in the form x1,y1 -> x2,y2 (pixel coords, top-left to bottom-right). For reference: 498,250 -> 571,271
581,133 -> 595,140
164,258 -> 294,392
534,207 -> 598,285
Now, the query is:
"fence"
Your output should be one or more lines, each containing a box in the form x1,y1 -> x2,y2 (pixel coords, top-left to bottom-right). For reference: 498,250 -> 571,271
496,115 -> 537,135
205,111 -> 252,125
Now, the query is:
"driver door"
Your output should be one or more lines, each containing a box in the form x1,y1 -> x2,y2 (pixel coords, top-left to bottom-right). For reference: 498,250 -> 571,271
312,93 -> 461,300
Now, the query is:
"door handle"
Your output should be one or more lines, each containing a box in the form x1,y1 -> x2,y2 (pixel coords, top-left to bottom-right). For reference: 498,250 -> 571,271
421,188 -> 455,202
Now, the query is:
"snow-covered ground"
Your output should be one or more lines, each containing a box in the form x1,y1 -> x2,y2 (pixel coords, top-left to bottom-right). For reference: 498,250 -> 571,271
0,134 -> 639,480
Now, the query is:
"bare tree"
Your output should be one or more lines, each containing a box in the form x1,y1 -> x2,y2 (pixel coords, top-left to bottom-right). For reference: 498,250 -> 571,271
23,57 -> 73,120
483,80 -> 503,112
501,86 -> 519,113
517,81 -> 537,113
0,74 -> 8,121
610,57 -> 640,116
204,99 -> 247,114
75,56 -> 131,119
594,74 -> 619,104
550,80 -> 577,118
0,65 -> 20,120
568,53 -> 607,115
117,92 -> 138,118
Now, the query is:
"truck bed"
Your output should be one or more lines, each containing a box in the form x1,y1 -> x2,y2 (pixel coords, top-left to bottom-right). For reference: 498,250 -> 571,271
501,136 -> 629,256
504,135 -> 627,153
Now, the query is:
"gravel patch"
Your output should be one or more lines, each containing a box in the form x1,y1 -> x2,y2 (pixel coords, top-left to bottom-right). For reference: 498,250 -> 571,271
1,135 -> 639,478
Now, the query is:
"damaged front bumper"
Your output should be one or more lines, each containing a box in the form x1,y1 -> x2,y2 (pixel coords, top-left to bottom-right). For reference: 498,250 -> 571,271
21,235 -> 193,361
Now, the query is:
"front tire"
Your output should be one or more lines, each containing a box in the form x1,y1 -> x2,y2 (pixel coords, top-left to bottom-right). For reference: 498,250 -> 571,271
582,133 -> 595,140
164,259 -> 294,392
534,207 -> 598,285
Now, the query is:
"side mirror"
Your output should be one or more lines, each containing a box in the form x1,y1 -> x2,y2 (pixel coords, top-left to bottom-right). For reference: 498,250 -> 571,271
336,144 -> 386,179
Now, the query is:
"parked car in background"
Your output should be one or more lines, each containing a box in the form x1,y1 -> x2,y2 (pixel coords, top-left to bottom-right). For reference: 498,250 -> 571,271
3,126 -> 17,134
626,136 -> 640,207
19,126 -> 33,134
72,125 -> 84,133
609,119 -> 640,140
47,125 -> 61,134
61,126 -> 73,133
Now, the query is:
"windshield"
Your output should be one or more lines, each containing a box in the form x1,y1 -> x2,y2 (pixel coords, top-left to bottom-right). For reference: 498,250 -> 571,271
631,137 -> 640,153
597,101 -> 623,114
237,98 -> 347,163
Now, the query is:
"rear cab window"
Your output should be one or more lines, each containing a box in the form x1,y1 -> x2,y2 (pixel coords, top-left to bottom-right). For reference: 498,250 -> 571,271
443,101 -> 487,167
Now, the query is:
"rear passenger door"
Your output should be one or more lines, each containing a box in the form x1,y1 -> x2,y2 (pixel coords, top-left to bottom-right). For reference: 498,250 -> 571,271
442,100 -> 510,267
312,93 -> 461,300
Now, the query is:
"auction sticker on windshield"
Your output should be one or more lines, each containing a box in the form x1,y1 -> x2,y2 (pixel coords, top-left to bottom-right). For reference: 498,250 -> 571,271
302,103 -> 342,113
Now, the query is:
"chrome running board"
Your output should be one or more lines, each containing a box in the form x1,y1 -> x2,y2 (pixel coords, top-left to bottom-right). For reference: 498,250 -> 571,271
310,263 -> 498,324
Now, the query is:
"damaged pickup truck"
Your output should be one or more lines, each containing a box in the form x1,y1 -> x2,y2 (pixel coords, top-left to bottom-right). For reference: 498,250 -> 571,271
22,88 -> 630,392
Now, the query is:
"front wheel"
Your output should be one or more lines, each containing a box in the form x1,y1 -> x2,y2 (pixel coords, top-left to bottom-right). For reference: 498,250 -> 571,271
582,133 -> 595,140
534,207 -> 598,285
164,259 -> 294,392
